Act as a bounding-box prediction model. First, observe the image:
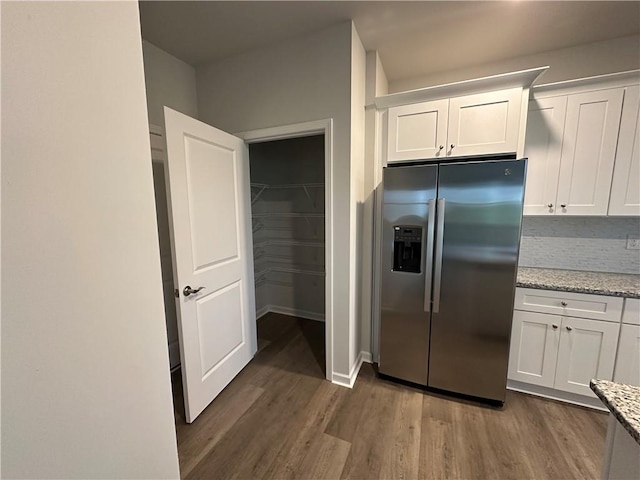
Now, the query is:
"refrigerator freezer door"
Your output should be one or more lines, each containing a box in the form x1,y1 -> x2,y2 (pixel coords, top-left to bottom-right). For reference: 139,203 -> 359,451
428,159 -> 526,402
379,165 -> 437,385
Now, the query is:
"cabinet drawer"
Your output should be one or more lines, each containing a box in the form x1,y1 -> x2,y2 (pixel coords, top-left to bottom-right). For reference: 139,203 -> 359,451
515,288 -> 623,322
622,298 -> 640,325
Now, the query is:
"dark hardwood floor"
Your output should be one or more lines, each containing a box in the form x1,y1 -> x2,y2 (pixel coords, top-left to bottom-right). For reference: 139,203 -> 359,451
172,313 -> 608,479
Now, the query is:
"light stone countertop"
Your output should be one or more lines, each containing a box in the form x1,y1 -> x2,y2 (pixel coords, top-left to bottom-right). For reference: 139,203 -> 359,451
516,267 -> 640,299
591,379 -> 640,445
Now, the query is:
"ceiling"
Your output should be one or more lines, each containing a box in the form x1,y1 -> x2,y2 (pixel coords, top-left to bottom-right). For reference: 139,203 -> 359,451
139,1 -> 640,83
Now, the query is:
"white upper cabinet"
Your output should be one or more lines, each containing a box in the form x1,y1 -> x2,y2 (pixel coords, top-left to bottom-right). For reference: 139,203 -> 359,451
386,88 -> 523,163
387,99 -> 448,162
523,97 -> 567,215
523,72 -> 640,217
556,89 -> 624,215
609,85 -> 640,216
447,88 -> 522,157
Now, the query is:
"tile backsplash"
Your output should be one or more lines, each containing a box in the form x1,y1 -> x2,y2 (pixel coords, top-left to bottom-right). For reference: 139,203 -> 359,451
519,217 -> 640,275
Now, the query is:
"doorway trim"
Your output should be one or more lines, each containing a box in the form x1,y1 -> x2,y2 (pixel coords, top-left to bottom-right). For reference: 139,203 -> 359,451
237,119 -> 334,382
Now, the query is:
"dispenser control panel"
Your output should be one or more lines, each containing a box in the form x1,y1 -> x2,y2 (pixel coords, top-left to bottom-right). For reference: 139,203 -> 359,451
392,225 -> 422,273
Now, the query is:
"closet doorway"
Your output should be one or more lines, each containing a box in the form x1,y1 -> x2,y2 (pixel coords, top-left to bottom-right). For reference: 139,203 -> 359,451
154,118 -> 334,424
248,133 -> 328,377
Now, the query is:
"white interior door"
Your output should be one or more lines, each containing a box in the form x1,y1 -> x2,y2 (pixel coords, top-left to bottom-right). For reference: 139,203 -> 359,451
164,107 -> 256,423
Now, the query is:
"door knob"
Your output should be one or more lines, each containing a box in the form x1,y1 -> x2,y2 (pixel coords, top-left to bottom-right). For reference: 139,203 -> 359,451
561,301 -> 568,307
566,325 -> 573,331
560,204 -> 567,208
547,203 -> 553,208
183,285 -> 205,297
450,144 -> 456,150
552,324 -> 558,329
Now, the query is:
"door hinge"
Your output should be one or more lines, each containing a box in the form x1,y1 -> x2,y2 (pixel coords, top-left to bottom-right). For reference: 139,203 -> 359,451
174,288 -> 179,298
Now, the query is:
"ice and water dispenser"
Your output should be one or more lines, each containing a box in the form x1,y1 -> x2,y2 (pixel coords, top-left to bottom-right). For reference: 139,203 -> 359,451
392,226 -> 422,273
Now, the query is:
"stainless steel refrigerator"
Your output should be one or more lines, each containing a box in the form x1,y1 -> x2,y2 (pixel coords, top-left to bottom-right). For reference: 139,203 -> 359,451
379,158 -> 526,404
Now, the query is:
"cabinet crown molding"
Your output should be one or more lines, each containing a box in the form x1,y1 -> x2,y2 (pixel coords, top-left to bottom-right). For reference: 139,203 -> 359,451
532,70 -> 640,98
375,66 -> 548,110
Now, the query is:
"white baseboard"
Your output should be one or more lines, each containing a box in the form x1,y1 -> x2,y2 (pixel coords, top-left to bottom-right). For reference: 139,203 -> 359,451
256,305 -> 270,320
507,380 -> 607,411
331,350 -> 370,389
257,304 -> 325,322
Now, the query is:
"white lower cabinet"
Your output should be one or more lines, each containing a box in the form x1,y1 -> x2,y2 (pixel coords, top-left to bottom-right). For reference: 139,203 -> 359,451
508,310 -> 559,387
554,317 -> 620,396
614,323 -> 640,386
509,288 -> 622,401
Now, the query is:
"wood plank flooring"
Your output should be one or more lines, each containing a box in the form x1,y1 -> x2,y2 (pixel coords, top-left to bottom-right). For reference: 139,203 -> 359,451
172,313 -> 608,479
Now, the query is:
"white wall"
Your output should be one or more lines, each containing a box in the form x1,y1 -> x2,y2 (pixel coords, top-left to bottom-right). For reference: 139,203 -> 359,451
196,22 -> 358,382
364,52 -> 388,361
350,25 -> 367,367
390,35 -> 640,93
1,3 -> 180,478
142,40 -> 198,127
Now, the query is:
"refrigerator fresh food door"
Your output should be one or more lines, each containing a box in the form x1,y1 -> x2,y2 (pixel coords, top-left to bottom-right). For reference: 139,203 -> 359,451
428,159 -> 526,402
379,165 -> 437,385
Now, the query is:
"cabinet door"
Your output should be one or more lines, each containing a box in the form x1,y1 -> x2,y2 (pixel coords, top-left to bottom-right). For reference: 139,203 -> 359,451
386,99 -> 448,162
614,323 -> 640,386
622,298 -> 640,326
523,97 -> 567,215
556,88 -> 624,215
447,87 -> 522,157
554,317 -> 620,397
609,85 -> 640,216
508,310 -> 560,388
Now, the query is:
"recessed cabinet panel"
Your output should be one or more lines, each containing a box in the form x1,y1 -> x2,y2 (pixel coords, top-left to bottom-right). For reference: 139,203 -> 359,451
614,323 -> 640,386
556,88 -> 624,215
508,310 -> 559,387
387,99 -> 448,163
554,317 -> 620,397
523,97 -> 567,215
609,85 -> 640,216
447,88 -> 522,157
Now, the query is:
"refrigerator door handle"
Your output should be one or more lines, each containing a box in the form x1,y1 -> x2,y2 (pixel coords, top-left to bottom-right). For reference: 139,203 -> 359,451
423,198 -> 436,312
432,198 -> 446,313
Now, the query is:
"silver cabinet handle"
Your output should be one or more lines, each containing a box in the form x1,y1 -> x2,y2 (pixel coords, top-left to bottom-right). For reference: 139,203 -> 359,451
547,203 -> 553,208
432,198 -> 446,313
560,204 -> 567,208
552,324 -> 558,329
450,144 -> 455,150
438,145 -> 444,151
566,325 -> 573,331
424,199 -> 436,312
561,301 -> 568,307
183,285 -> 205,297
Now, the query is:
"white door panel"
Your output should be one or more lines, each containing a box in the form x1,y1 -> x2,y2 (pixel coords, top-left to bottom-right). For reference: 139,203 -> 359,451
556,89 -> 623,215
387,99 -> 448,162
164,107 -> 256,423
614,323 -> 640,386
554,317 -> 619,397
523,97 -> 567,215
508,310 -> 559,387
609,85 -> 640,215
447,88 -> 522,157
